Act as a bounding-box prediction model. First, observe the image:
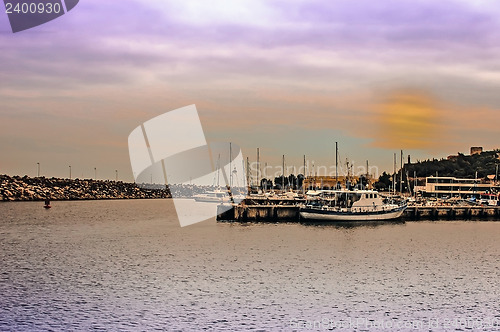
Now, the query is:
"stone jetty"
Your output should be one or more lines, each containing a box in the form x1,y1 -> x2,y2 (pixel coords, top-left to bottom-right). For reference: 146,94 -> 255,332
0,174 -> 216,201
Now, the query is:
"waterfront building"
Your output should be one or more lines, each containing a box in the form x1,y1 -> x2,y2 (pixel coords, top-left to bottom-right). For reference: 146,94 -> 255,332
470,146 -> 483,155
303,175 -> 373,190
421,176 -> 500,198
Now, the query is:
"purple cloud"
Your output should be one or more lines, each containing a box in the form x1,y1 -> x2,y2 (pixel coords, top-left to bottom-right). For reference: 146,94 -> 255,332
1,0 -> 500,178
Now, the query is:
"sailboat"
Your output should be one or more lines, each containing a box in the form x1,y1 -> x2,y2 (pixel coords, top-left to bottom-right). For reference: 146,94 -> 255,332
193,154 -> 231,203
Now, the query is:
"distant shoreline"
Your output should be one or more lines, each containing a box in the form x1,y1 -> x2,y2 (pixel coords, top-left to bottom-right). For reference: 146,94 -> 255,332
0,175 -> 209,202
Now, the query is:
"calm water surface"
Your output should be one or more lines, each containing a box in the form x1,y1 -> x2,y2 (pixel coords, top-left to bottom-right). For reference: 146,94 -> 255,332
0,200 -> 499,331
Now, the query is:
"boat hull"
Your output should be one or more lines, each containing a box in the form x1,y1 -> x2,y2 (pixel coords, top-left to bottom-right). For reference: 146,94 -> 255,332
194,197 -> 229,203
300,206 -> 406,221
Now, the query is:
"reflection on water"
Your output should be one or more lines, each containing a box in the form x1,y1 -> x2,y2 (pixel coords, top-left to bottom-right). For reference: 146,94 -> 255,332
300,220 -> 407,229
0,200 -> 499,331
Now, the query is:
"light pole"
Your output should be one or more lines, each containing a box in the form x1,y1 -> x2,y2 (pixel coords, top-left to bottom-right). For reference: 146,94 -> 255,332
69,165 -> 72,179
37,162 -> 40,177
94,167 -> 97,180
115,170 -> 118,182
496,164 -> 498,185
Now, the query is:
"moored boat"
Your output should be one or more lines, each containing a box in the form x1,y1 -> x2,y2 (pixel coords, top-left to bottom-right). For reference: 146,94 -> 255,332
300,189 -> 407,221
193,188 -> 231,203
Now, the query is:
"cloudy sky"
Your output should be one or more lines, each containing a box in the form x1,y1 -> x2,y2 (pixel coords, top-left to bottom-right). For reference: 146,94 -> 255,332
1,0 -> 500,181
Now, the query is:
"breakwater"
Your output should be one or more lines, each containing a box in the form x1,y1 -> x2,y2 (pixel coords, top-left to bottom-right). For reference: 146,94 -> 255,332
217,202 -> 500,222
0,174 -> 223,201
0,175 -> 172,201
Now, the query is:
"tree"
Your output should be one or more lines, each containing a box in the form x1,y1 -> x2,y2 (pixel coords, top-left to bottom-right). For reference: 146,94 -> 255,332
374,172 -> 391,191
297,174 -> 305,189
288,174 -> 297,189
260,178 -> 273,190
274,175 -> 289,189
405,150 -> 500,179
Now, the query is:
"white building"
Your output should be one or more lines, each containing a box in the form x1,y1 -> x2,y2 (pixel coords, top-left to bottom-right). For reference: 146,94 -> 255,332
422,176 -> 500,198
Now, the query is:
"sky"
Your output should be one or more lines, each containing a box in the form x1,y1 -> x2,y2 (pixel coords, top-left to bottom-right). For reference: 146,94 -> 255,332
1,0 -> 500,182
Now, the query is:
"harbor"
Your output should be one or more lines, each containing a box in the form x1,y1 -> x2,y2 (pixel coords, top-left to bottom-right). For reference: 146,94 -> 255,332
215,146 -> 500,223
217,200 -> 500,222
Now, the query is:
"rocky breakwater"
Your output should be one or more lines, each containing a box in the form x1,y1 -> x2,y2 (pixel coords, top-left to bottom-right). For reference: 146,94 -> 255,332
0,175 -> 172,201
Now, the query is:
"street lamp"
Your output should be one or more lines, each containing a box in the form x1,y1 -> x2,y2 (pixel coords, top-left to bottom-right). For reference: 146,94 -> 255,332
94,167 -> 97,180
69,165 -> 72,179
36,162 -> 40,177
115,169 -> 118,182
496,164 -> 498,185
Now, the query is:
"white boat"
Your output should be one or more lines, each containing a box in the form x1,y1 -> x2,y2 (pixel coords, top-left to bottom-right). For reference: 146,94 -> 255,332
300,189 -> 407,221
193,188 -> 231,203
479,193 -> 500,206
193,153 -> 233,203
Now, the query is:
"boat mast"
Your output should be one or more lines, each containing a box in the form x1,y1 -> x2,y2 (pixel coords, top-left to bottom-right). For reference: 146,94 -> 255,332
242,158 -> 246,191
282,154 -> 285,193
217,154 -> 221,188
400,150 -> 403,194
346,159 -> 349,186
351,161 -> 354,188
246,157 -> 250,190
414,170 -> 417,199
367,160 -> 370,189
303,154 -> 306,194
474,171 -> 478,197
257,147 -> 260,191
335,141 -> 338,189
229,142 -> 232,188
496,163 -> 499,185
393,153 -> 396,195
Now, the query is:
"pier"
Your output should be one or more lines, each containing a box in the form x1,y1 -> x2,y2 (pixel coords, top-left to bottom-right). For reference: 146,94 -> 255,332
405,206 -> 500,220
217,201 -> 500,222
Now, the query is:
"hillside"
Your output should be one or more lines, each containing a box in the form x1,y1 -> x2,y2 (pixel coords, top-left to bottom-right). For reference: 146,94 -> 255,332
406,150 -> 500,178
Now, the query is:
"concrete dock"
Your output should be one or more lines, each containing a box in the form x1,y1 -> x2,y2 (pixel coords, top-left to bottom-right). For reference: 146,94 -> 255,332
405,206 -> 500,220
217,203 -> 500,222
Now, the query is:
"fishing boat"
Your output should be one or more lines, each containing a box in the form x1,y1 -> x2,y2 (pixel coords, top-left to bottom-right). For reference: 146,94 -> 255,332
300,189 -> 407,221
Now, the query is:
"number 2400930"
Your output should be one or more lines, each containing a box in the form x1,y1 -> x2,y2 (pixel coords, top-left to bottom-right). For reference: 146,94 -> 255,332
5,2 -> 62,14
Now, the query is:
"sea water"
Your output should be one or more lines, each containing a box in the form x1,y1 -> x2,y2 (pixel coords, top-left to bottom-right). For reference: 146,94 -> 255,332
0,200 -> 499,331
